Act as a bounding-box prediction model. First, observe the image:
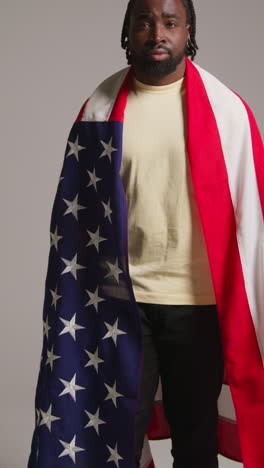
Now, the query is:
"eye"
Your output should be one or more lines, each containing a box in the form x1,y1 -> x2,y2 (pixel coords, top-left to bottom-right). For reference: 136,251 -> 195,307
136,21 -> 151,30
166,21 -> 177,28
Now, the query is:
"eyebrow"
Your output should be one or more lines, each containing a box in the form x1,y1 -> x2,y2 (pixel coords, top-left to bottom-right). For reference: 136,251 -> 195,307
162,13 -> 181,19
135,12 -> 182,20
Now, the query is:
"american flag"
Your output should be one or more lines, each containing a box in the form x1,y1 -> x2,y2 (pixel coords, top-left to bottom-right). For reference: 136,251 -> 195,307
28,58 -> 264,468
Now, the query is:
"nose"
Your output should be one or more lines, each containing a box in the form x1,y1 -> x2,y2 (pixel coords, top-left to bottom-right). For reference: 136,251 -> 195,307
150,22 -> 166,43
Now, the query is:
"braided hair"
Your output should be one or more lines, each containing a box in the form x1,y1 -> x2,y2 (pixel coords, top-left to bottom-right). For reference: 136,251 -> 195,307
121,0 -> 199,63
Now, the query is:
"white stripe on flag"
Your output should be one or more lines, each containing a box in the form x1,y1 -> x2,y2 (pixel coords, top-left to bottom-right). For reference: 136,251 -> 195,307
195,64 -> 264,364
82,68 -> 129,122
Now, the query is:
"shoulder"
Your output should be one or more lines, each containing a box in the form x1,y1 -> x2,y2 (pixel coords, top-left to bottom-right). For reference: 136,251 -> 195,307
190,62 -> 240,104
76,68 -> 130,123
189,61 -> 259,136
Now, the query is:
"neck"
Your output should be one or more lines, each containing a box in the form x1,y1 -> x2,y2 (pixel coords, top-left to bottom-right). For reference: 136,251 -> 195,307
132,58 -> 186,86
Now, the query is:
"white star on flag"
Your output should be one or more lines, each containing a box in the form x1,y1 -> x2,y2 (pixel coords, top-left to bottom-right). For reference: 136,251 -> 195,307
84,347 -> 104,373
59,373 -> 85,402
50,225 -> 63,250
85,286 -> 105,312
59,313 -> 85,341
43,317 -> 51,339
107,443 -> 124,467
103,319 -> 127,346
86,226 -> 107,252
61,254 -> 86,280
66,134 -> 86,161
99,137 -> 117,162
105,259 -> 123,283
102,198 -> 113,223
104,381 -> 123,407
84,408 -> 106,435
63,194 -> 86,221
39,404 -> 61,432
50,286 -> 62,310
58,435 -> 85,463
45,345 -> 61,371
87,167 -> 102,192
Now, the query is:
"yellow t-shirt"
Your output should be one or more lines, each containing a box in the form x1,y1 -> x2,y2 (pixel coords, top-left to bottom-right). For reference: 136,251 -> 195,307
121,76 -> 216,305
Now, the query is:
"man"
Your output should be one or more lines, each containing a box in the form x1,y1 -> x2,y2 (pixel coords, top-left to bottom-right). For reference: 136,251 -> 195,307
121,1 -> 223,467
28,1 -> 264,468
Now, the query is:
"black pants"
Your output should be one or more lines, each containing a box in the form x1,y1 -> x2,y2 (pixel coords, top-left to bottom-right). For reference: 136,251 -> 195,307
134,303 -> 225,468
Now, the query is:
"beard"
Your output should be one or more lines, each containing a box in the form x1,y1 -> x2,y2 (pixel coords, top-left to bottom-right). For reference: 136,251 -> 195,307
130,47 -> 186,78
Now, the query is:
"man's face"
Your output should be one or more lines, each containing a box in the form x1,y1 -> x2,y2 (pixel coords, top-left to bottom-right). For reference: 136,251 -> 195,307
128,0 -> 190,79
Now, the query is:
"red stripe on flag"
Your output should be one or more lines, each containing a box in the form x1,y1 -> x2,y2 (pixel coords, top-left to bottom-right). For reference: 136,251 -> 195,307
147,401 -> 170,440
148,460 -> 155,468
109,68 -> 132,122
218,418 -> 242,462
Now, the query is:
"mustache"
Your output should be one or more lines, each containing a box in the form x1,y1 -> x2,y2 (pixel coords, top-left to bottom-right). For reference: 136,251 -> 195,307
143,45 -> 172,55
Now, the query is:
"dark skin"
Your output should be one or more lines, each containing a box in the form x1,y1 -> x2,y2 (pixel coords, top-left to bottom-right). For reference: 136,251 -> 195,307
128,0 -> 191,85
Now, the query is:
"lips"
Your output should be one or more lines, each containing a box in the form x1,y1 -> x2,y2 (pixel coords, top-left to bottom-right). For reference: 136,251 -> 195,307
146,49 -> 170,60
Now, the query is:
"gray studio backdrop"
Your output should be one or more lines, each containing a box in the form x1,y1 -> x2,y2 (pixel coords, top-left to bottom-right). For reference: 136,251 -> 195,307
2,1 -> 263,467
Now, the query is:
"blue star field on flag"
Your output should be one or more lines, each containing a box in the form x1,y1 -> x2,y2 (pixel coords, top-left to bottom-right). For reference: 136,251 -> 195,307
27,121 -> 143,467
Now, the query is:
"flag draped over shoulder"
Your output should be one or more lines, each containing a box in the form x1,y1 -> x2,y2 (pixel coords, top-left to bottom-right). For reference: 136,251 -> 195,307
28,58 -> 264,468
